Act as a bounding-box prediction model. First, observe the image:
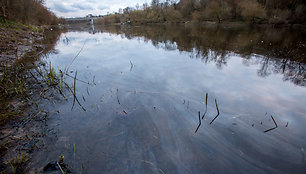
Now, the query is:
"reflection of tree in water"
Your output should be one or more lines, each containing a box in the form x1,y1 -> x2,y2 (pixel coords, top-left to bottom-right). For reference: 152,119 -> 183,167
95,24 -> 305,86
257,57 -> 305,86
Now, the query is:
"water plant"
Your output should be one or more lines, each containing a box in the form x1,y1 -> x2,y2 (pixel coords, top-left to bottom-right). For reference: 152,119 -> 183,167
45,62 -> 57,86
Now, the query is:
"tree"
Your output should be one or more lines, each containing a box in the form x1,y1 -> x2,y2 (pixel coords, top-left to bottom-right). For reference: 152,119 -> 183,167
136,3 -> 140,10
0,0 -> 57,25
151,0 -> 160,7
165,6 -> 182,22
238,0 -> 266,23
178,0 -> 196,19
123,7 -> 131,14
204,1 -> 231,23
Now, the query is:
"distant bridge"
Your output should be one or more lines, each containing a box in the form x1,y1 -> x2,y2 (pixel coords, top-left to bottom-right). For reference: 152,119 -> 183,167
65,16 -> 103,25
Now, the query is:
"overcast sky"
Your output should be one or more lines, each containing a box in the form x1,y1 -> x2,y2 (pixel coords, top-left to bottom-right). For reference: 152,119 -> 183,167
45,0 -> 153,18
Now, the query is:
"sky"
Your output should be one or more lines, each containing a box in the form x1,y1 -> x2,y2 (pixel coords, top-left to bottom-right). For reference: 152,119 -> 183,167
45,0 -> 154,18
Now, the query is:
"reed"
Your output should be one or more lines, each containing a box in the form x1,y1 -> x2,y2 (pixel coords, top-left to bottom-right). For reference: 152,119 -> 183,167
130,60 -> 134,71
116,88 -> 121,105
71,71 -> 77,110
210,99 -> 220,124
202,93 -> 208,119
64,81 -> 86,111
64,42 -> 86,74
195,111 -> 202,133
264,115 -> 278,133
92,75 -> 96,85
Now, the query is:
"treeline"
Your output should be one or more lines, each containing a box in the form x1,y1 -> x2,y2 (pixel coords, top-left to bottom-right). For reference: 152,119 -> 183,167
97,0 -> 306,25
0,0 -> 60,25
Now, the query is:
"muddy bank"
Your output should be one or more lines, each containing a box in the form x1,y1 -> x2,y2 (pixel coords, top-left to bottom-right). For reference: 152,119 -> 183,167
0,21 -> 64,173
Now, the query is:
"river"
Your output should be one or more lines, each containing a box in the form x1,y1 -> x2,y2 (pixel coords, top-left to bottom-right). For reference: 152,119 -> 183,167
31,24 -> 306,174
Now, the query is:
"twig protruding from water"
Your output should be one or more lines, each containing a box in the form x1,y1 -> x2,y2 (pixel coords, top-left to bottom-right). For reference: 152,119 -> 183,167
130,61 -> 134,71
116,88 -> 120,105
82,94 -> 86,102
71,71 -> 77,110
195,111 -> 202,133
64,82 -> 86,111
65,42 -> 86,73
210,99 -> 220,125
264,115 -> 278,133
92,76 -> 96,85
64,73 -> 91,85
86,87 -> 90,96
202,93 -> 208,120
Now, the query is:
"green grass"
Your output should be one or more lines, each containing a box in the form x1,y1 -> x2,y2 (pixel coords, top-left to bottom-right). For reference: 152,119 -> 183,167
0,17 -> 42,32
45,63 -> 57,86
9,153 -> 29,174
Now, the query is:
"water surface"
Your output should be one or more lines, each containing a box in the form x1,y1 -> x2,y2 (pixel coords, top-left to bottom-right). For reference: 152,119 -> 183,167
33,25 -> 306,174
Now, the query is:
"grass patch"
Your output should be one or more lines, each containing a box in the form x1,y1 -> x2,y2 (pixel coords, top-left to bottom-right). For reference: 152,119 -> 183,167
9,153 -> 30,174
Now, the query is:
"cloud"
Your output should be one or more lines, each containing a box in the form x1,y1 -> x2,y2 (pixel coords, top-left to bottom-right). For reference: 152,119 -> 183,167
97,5 -> 109,10
45,0 -> 153,17
72,3 -> 94,10
53,2 -> 77,13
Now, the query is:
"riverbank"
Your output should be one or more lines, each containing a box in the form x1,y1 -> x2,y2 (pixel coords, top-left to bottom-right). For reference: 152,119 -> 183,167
0,20 -> 64,173
0,20 -> 62,125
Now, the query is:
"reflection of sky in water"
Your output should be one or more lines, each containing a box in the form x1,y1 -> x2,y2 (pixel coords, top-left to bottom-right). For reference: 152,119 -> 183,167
53,31 -> 306,122
40,31 -> 306,173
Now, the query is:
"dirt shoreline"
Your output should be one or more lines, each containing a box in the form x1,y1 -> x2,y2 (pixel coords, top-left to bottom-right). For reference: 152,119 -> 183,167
0,21 -> 64,173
